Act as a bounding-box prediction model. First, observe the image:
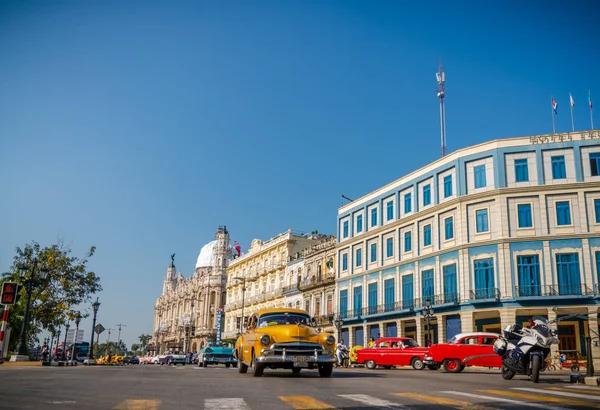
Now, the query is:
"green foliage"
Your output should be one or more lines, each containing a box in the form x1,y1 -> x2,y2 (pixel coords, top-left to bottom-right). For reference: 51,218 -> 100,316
1,240 -> 102,351
138,333 -> 151,352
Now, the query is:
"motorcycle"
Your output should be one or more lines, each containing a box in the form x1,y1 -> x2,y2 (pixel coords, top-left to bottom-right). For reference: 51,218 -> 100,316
336,348 -> 350,368
493,316 -> 559,383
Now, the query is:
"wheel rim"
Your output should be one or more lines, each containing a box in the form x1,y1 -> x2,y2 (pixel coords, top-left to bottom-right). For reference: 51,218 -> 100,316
447,360 -> 457,371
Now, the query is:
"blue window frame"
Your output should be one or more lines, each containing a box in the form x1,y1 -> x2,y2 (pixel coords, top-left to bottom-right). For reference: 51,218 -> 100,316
368,283 -> 377,314
421,269 -> 434,299
596,251 -> 600,284
339,289 -> 348,319
353,286 -> 363,316
342,254 -> 348,271
443,264 -> 457,303
370,243 -> 377,263
474,164 -> 486,188
384,278 -> 395,312
404,192 -> 412,213
423,184 -> 431,206
423,225 -> 432,246
517,204 -> 533,228
445,217 -> 454,240
386,238 -> 393,258
356,215 -> 363,233
404,231 -> 412,252
401,274 -> 414,309
595,199 -> 600,224
343,221 -> 349,238
556,253 -> 581,295
476,209 -> 489,233
356,249 -> 362,267
556,201 -> 571,225
473,258 -> 495,299
371,208 -> 378,227
443,175 -> 453,198
515,158 -> 529,182
517,255 -> 540,296
551,155 -> 566,179
386,201 -> 394,221
590,152 -> 600,176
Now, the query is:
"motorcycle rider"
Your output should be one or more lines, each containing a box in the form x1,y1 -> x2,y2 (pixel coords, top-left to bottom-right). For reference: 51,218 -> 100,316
336,339 -> 348,366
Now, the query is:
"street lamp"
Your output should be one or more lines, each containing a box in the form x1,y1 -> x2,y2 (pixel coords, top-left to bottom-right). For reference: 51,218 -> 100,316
333,316 -> 343,343
71,312 -> 81,364
423,298 -> 436,347
13,259 -> 49,360
233,277 -> 254,335
87,298 -> 100,361
62,322 -> 70,361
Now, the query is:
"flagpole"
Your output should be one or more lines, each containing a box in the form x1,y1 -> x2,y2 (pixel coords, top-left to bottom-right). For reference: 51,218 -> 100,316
570,102 -> 575,132
551,96 -> 556,134
591,90 -> 595,130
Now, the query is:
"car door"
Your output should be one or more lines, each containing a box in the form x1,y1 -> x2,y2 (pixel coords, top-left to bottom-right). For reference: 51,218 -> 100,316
395,339 -> 415,366
478,335 -> 501,367
373,340 -> 393,365
458,336 -> 485,366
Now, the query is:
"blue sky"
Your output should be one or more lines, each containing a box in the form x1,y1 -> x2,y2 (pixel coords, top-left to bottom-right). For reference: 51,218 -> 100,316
1,1 -> 598,348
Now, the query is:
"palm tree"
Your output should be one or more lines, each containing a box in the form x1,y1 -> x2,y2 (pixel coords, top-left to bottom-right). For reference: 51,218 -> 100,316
138,333 -> 151,353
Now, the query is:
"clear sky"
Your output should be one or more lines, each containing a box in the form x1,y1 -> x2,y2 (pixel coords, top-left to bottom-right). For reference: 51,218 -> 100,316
1,1 -> 598,349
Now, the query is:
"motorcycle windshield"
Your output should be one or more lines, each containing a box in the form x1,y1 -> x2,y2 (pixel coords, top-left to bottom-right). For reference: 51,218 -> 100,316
534,324 -> 550,338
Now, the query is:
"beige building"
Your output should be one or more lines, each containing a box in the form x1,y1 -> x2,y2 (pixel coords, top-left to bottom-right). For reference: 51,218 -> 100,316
150,226 -> 232,354
222,229 -> 315,339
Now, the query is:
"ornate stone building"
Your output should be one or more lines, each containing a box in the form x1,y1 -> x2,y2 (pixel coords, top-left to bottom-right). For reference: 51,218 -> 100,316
150,226 -> 232,354
222,229 -> 316,339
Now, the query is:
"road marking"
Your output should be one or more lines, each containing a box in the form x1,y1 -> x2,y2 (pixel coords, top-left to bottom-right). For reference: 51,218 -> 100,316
338,394 -> 403,408
113,399 -> 162,410
549,387 -> 600,396
48,401 -> 76,404
394,392 -> 494,409
480,389 -> 598,407
514,387 -> 600,401
563,385 -> 600,391
441,391 -> 564,410
205,398 -> 249,410
279,396 -> 334,409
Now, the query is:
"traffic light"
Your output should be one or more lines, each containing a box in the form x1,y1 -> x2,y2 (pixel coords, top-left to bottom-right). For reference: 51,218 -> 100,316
1,282 -> 18,305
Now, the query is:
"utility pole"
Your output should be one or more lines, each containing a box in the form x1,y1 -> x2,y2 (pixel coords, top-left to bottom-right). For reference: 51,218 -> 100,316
116,324 -> 127,355
106,327 -> 114,355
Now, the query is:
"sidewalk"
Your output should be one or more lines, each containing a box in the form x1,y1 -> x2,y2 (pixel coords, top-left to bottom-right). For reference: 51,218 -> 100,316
0,361 -> 42,367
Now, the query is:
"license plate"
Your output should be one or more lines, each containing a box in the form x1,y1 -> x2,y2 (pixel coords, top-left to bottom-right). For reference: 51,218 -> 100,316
290,356 -> 309,362
293,362 -> 308,368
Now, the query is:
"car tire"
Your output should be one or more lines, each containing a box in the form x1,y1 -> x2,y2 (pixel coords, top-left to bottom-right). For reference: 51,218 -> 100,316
365,360 -> 377,370
411,358 -> 425,370
226,364 -> 231,368
250,352 -> 264,377
292,368 -> 301,374
443,359 -> 462,373
238,348 -> 248,374
318,364 -> 333,378
383,365 -> 393,369
202,360 -> 207,368
427,364 -> 440,371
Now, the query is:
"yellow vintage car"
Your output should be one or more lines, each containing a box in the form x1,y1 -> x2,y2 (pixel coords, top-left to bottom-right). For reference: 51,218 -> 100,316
234,308 -> 337,377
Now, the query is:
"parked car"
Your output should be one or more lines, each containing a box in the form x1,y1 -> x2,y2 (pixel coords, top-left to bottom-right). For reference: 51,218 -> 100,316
198,345 -> 237,368
424,332 -> 502,373
152,354 -> 168,364
138,355 -> 154,364
124,355 -> 140,365
355,337 -> 430,370
165,351 -> 187,365
235,308 -> 337,377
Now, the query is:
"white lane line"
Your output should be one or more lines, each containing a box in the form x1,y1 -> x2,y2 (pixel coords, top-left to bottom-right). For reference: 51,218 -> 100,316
338,394 -> 404,408
204,398 -> 249,410
562,384 -> 600,391
514,387 -> 600,401
440,391 -> 564,410
48,401 -> 76,404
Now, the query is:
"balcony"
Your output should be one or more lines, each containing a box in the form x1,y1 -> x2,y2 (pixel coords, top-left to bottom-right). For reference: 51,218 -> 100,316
469,287 -> 500,301
281,284 -> 299,294
298,275 -> 336,292
555,284 -> 594,296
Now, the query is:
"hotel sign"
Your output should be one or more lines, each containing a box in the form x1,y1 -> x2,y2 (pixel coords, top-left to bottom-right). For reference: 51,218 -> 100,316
529,130 -> 600,144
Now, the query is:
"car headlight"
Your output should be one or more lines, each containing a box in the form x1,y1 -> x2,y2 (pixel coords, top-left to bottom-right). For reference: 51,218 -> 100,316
260,335 -> 271,346
325,336 -> 335,346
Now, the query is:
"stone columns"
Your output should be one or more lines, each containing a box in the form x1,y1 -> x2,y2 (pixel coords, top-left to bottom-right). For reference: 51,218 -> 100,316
437,314 -> 446,345
460,311 -> 475,333
588,307 -> 600,375
547,308 -> 560,359
415,318 -> 423,346
500,308 -> 517,331
396,320 -> 403,337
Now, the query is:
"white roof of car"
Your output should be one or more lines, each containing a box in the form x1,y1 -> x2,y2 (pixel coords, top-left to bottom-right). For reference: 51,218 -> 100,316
451,332 -> 500,340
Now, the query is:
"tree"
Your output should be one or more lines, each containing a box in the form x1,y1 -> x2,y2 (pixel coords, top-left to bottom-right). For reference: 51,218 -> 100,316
138,333 -> 151,353
1,241 -> 102,351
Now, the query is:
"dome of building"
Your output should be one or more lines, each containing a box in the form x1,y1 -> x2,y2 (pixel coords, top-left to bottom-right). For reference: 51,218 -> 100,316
195,240 -> 218,269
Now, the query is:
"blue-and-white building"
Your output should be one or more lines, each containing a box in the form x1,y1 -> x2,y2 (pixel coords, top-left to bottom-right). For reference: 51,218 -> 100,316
335,131 -> 600,365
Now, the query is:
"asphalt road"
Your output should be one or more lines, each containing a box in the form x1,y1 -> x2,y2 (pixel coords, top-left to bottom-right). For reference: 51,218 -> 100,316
0,364 -> 597,410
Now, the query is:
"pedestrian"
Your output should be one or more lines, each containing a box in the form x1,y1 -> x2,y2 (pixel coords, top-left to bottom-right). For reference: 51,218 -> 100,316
368,337 -> 376,348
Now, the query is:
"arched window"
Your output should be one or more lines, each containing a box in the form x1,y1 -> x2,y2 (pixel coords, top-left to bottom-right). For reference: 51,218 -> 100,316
295,300 -> 301,309
317,265 -> 322,281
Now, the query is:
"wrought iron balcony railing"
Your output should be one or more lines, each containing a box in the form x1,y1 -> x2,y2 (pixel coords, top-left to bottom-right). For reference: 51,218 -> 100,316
298,275 -> 336,291
469,287 -> 500,301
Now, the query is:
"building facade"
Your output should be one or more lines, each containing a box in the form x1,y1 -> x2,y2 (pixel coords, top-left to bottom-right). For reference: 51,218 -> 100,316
150,226 -> 232,354
222,229 -> 316,339
335,131 -> 600,368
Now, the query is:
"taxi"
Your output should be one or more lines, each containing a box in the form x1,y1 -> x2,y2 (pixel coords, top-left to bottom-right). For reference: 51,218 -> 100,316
234,308 -> 337,377
355,337 -> 429,370
423,332 -> 502,372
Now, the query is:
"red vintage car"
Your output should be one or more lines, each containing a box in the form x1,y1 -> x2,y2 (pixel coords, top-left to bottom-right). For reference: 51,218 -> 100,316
424,332 -> 502,373
354,337 -> 430,370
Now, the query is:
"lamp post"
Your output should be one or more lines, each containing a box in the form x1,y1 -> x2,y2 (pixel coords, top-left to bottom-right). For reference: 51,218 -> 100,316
62,322 -> 70,361
233,277 -> 253,335
55,328 -> 61,362
423,298 -> 436,347
87,298 -> 100,361
71,312 -> 81,364
12,259 -> 49,360
333,317 -> 343,343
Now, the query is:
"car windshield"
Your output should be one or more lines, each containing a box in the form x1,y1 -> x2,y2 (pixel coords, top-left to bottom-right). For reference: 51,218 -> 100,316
447,336 -> 458,344
402,339 -> 419,347
258,312 -> 311,327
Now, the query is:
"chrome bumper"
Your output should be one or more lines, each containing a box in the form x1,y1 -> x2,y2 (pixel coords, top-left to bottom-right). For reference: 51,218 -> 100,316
423,356 -> 434,365
257,347 -> 337,364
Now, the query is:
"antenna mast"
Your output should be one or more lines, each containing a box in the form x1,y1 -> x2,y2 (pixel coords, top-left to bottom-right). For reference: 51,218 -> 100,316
436,62 -> 447,157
